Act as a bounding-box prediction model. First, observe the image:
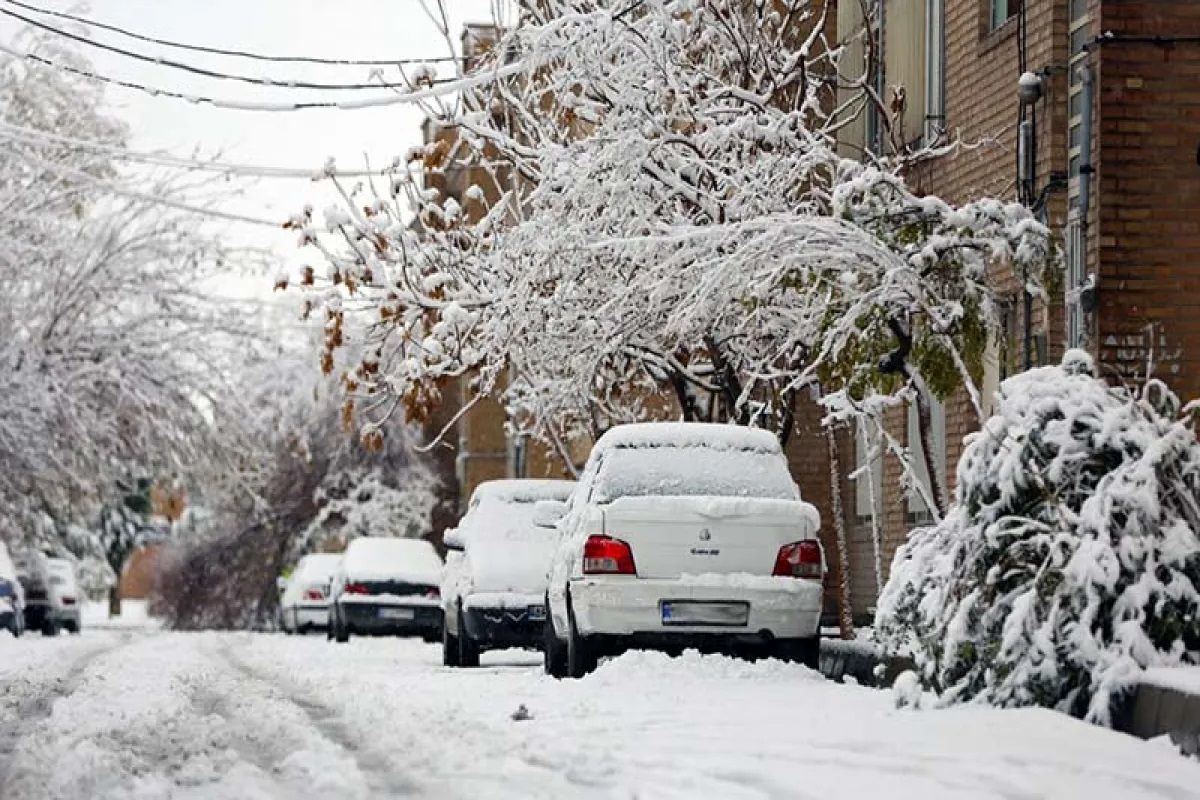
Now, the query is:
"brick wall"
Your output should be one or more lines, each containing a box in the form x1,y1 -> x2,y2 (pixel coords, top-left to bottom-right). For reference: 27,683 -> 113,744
1093,3 -> 1200,398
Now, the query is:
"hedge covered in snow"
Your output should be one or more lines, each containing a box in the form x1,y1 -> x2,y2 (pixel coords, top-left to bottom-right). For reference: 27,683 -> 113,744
876,351 -> 1200,725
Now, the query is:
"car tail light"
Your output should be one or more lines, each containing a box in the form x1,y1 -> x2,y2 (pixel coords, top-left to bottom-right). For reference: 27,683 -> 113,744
61,597 -> 76,606
773,540 -> 822,579
304,588 -> 324,601
582,535 -> 637,575
424,587 -> 440,600
343,583 -> 369,595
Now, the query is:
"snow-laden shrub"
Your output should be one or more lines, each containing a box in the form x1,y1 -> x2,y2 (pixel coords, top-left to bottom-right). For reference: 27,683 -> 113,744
876,350 -> 1200,724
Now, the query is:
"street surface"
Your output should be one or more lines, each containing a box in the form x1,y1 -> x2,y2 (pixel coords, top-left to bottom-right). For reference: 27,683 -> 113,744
1,624 -> 1198,800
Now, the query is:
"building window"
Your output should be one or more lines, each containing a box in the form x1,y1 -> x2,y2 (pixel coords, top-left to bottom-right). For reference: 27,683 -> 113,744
1065,216 -> 1087,348
990,0 -> 1018,30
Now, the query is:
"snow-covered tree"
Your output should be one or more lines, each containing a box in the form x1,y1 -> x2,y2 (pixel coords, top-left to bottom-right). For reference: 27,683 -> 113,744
295,0 -> 1055,470
876,350 -> 1200,725
0,37 -> 261,578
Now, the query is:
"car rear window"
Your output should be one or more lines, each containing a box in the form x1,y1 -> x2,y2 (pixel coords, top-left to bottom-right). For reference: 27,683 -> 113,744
594,445 -> 798,502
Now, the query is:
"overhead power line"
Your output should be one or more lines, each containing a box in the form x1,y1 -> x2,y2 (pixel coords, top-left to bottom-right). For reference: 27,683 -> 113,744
0,4 -> 461,91
1,0 -> 464,66
11,145 -> 286,227
0,120 -> 413,180
0,40 -> 523,112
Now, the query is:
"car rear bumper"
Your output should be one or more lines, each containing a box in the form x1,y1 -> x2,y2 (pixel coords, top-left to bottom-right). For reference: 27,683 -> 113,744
339,602 -> 443,635
567,576 -> 822,641
463,605 -> 545,649
294,606 -> 328,628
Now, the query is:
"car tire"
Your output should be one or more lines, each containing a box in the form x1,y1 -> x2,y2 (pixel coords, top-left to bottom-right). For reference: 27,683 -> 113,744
457,606 -> 480,668
6,618 -> 17,638
68,620 -> 80,635
771,636 -> 820,670
334,611 -> 350,643
566,599 -> 598,679
42,618 -> 59,637
543,611 -> 568,679
442,616 -> 461,667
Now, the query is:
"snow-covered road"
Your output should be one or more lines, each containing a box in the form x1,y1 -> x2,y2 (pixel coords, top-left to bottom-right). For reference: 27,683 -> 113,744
1,630 -> 1197,800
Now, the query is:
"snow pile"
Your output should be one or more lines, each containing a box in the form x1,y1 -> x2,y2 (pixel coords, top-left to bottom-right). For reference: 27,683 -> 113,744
877,351 -> 1200,724
590,648 -> 823,682
341,537 -> 442,584
594,443 -> 799,502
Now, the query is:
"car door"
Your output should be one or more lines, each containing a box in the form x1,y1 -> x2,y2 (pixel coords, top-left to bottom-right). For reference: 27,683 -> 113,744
547,455 -> 602,632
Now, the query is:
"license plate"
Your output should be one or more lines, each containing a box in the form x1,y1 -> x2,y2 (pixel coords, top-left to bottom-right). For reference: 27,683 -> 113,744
379,607 -> 414,620
527,605 -> 546,621
660,601 -> 749,627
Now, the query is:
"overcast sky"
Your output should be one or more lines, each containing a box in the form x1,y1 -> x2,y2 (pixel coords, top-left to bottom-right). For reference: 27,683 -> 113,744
1,0 -> 501,289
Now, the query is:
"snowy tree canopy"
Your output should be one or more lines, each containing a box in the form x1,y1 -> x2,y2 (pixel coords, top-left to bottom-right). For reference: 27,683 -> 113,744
0,37 -> 262,568
293,0 -> 1056,456
876,351 -> 1200,725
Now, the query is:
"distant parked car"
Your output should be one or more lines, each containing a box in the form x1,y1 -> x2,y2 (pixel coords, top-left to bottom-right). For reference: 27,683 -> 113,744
328,538 -> 443,643
0,542 -> 25,637
279,553 -> 341,635
542,422 -> 824,678
441,479 -> 576,668
15,550 -> 58,635
45,558 -> 82,635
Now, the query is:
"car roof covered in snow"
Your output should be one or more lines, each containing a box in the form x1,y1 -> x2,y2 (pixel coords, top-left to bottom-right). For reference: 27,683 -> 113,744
342,537 -> 442,583
593,422 -> 782,455
468,479 -> 576,505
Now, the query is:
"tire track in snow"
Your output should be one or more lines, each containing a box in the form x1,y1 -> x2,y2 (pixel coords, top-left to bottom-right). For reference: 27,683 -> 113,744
0,632 -> 133,793
214,640 -> 417,798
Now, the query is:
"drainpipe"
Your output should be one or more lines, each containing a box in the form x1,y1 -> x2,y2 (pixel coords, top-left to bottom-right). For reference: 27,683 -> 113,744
1076,63 -> 1094,349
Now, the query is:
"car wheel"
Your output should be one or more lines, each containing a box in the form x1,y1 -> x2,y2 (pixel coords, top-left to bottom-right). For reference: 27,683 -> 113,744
457,606 -> 480,668
68,620 -> 81,635
442,615 -> 461,667
334,610 -> 350,643
566,598 -> 597,679
42,618 -> 59,637
6,618 -> 17,638
771,636 -> 820,670
543,610 -> 568,679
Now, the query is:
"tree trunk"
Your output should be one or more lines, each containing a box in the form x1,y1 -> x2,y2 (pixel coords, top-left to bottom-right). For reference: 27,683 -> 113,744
912,385 -> 947,518
108,586 -> 122,619
825,429 -> 855,640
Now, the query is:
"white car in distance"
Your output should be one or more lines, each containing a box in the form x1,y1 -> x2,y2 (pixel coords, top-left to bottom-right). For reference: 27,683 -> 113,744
441,479 -> 576,668
540,422 -> 824,678
279,553 -> 342,635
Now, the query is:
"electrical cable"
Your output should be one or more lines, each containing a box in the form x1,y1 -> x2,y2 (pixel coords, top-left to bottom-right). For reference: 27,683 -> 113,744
0,39 -> 523,112
0,119 -> 412,180
0,4 -> 460,91
10,145 -> 286,227
0,0 -> 464,67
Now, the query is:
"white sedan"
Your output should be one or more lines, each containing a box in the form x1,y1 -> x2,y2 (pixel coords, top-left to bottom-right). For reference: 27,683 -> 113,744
441,479 -> 575,667
279,553 -> 341,635
540,422 -> 823,678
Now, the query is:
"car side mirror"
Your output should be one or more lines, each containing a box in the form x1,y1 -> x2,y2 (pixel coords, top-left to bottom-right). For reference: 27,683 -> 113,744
276,576 -> 288,592
443,529 -> 465,552
532,500 -> 568,529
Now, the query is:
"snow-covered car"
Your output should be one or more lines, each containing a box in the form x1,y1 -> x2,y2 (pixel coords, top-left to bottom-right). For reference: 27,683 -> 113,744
441,479 -> 576,668
0,541 -> 25,637
279,553 -> 341,635
15,550 -> 59,635
542,422 -> 824,678
44,558 -> 82,635
328,538 -> 443,642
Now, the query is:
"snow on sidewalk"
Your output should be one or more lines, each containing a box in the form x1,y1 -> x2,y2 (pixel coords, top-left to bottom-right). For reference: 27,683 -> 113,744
2,630 -> 1198,799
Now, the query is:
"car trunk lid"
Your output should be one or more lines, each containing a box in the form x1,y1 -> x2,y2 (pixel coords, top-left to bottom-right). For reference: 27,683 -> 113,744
601,496 -> 819,580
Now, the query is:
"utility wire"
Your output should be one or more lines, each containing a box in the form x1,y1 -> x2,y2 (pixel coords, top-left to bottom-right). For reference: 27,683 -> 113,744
10,145 -> 286,227
0,40 -> 521,111
0,119 -> 412,180
0,4 -> 461,91
1,0 -> 464,66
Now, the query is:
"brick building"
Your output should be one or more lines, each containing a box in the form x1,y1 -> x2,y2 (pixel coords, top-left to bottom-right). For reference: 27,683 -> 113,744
827,0 -> 1200,622
420,5 -> 1200,625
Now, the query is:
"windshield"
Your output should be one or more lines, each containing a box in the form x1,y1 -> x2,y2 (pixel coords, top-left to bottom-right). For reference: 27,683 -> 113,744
594,445 -> 798,502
